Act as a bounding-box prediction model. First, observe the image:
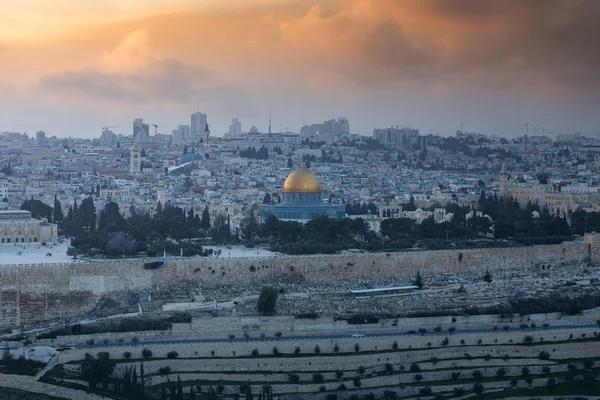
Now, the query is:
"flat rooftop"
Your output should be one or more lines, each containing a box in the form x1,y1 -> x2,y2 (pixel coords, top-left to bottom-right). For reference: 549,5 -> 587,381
350,286 -> 419,294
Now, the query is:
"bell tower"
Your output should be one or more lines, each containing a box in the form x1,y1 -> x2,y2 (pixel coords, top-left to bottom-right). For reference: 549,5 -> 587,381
130,141 -> 141,174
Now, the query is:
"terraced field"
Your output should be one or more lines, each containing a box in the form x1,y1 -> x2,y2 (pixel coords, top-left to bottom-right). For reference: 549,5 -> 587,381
40,326 -> 600,399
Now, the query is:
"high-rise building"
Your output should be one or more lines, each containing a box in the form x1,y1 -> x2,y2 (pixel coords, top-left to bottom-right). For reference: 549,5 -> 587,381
36,130 -> 46,146
229,117 -> 242,137
301,117 -> 350,138
191,112 -> 208,141
373,126 -> 419,145
133,118 -> 149,140
172,125 -> 190,144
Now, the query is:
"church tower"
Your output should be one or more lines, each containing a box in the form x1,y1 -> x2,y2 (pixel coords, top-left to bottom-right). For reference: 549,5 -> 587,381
130,141 -> 141,174
500,163 -> 509,198
157,179 -> 166,205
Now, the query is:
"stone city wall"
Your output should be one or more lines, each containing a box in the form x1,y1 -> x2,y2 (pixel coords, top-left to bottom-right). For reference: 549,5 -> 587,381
0,240 -> 594,328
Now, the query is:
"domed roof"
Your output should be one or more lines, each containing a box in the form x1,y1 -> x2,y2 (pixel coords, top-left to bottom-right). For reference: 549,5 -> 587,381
284,168 -> 321,193
180,153 -> 203,165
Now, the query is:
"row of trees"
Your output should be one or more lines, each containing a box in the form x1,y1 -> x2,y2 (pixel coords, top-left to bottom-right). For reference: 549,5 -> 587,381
81,353 -> 275,400
68,200 -> 226,258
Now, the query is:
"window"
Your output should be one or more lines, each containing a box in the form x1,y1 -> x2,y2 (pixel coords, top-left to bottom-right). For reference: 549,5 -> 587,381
1,238 -> 4,243
34,238 -> 38,242
7,238 -> 10,243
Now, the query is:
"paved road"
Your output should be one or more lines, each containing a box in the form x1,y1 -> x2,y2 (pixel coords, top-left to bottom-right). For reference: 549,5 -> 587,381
78,323 -> 599,350
0,373 -> 105,400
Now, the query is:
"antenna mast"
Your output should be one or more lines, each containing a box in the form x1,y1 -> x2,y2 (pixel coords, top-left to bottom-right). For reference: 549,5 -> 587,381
269,110 -> 272,134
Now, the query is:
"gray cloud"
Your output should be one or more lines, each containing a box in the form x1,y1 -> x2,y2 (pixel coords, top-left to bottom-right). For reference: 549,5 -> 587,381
38,59 -> 214,103
343,0 -> 600,93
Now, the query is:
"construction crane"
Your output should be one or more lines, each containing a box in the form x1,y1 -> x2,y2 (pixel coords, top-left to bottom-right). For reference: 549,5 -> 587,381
102,125 -> 119,131
152,124 -> 158,136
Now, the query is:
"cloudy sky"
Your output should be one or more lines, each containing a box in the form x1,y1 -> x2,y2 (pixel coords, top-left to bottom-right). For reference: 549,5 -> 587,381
0,0 -> 598,138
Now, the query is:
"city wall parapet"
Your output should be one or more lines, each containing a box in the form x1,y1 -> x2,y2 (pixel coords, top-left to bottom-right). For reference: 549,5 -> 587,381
0,239 -> 596,328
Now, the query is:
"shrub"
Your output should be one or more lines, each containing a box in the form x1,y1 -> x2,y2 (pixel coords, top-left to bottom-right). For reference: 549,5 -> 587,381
385,363 -> 394,374
314,345 -> 321,354
335,370 -> 343,380
442,337 -> 449,346
414,374 -> 423,382
272,346 -> 279,356
524,335 -> 534,344
496,368 -> 506,377
392,340 -> 398,350
142,348 -> 152,358
325,395 -> 338,400
453,387 -> 465,396
473,383 -> 484,395
547,377 -> 557,392
288,374 -> 299,383
337,384 -> 347,391
538,350 -> 551,360
542,366 -> 551,374
352,377 -> 362,388
167,351 -> 178,359
451,371 -> 461,380
484,354 -> 491,361
448,327 -> 456,334
522,366 -> 530,376
434,325 -> 442,332
333,343 -> 340,354
274,331 -> 282,340
294,346 -> 300,356
472,370 -> 483,380
158,366 -> 171,376
583,359 -> 594,369
510,379 -> 518,387
384,390 -> 397,399
358,366 -> 366,375
256,286 -> 279,316
410,363 -> 420,372
319,386 -> 326,392
418,328 -> 427,335
418,387 -> 432,396
354,343 -> 360,353
312,373 -> 324,384
251,348 -> 259,357
123,351 -> 132,359
567,363 -> 577,373
85,339 -> 95,348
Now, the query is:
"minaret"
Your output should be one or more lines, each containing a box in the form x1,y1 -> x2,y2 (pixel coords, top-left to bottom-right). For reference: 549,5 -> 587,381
130,141 -> 141,174
157,179 -> 166,204
500,163 -> 509,198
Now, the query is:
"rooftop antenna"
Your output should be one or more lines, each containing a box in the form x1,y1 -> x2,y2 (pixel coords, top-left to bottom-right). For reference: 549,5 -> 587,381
269,110 -> 272,134
279,116 -> 282,133
197,97 -> 199,113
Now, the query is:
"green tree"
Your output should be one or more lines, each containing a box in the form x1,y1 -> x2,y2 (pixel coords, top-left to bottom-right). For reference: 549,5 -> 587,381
262,193 -> 272,204
20,199 -> 53,221
201,206 -> 211,230
53,195 -> 64,226
414,271 -> 423,289
256,286 -> 279,316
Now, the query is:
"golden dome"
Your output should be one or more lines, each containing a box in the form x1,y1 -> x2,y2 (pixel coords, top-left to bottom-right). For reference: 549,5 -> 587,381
283,168 -> 321,193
